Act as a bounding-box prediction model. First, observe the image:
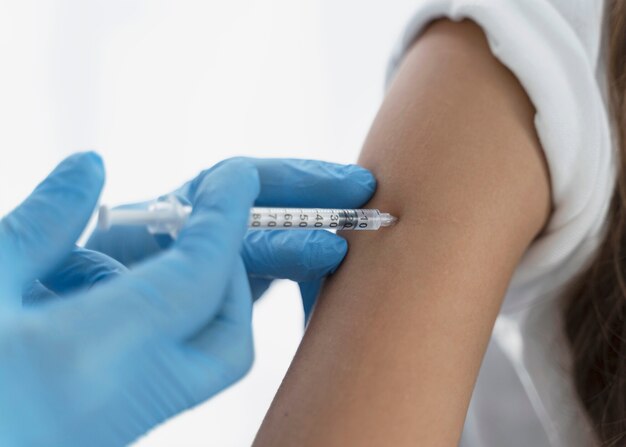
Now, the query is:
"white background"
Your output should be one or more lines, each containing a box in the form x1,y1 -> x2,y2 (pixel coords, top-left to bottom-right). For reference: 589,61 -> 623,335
0,1 -> 417,445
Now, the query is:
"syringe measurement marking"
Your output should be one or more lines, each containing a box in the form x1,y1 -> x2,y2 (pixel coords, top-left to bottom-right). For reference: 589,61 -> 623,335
248,208 -> 376,230
250,209 -> 343,229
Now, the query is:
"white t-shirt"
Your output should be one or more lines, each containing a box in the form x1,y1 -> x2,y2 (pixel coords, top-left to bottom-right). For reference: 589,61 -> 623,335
386,1 -> 615,446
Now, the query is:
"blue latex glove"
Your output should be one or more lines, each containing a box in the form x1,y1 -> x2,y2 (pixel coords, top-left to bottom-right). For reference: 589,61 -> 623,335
87,158 -> 376,319
0,153 -> 278,446
22,246 -> 127,305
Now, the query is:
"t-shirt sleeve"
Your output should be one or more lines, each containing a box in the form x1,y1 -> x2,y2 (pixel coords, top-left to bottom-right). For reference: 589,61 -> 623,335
386,0 -> 615,312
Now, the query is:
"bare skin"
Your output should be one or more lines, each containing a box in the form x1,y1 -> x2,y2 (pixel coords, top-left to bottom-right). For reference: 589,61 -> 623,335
254,20 -> 551,447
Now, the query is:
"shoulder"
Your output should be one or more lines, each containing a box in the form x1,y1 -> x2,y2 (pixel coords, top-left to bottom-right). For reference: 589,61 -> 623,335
387,1 -> 615,301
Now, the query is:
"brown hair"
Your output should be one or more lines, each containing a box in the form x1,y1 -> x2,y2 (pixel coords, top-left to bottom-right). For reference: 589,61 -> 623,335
564,1 -> 626,445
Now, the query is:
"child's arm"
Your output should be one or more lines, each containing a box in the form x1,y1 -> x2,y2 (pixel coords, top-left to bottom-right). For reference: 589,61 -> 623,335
254,20 -> 551,446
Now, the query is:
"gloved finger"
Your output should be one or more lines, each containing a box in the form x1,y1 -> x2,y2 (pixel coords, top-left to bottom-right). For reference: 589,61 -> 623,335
252,158 -> 376,207
22,281 -> 58,306
41,247 -> 127,296
249,278 -> 272,301
23,249 -> 125,305
242,230 -> 348,282
176,158 -> 376,208
86,203 -> 171,267
0,152 -> 104,299
184,257 -> 254,396
51,159 -> 260,341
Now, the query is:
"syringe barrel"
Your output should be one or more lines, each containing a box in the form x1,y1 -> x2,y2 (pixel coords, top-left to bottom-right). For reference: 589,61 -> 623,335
248,208 -> 384,230
99,198 -> 396,238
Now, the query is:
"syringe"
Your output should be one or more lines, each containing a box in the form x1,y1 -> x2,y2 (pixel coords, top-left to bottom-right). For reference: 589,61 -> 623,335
98,195 -> 397,237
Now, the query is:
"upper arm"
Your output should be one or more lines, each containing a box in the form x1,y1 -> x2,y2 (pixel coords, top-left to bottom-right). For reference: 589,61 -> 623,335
254,20 -> 551,447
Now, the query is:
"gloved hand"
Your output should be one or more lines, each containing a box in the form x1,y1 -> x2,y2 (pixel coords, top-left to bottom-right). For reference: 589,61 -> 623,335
87,158 -> 376,319
0,153 -> 276,446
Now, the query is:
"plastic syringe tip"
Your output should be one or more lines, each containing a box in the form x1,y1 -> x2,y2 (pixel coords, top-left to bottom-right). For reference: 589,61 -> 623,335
379,213 -> 398,227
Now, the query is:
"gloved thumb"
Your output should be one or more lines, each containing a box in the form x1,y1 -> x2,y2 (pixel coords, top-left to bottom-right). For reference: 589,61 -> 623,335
0,152 -> 104,300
